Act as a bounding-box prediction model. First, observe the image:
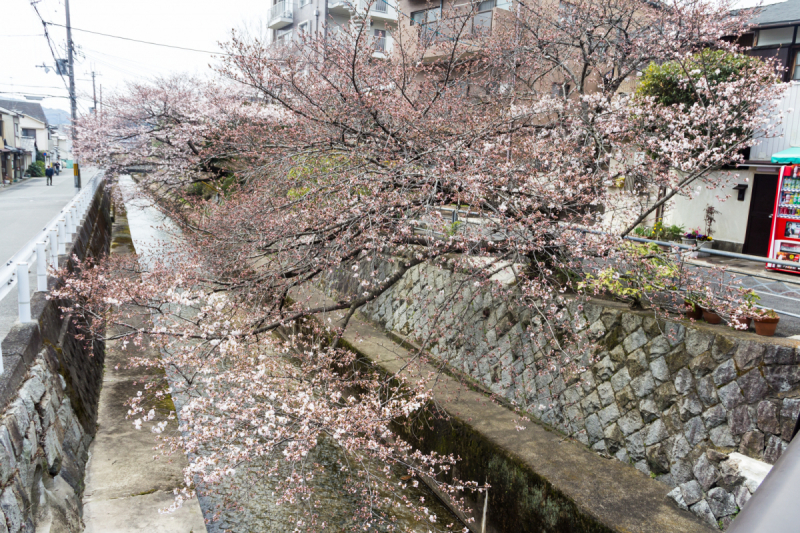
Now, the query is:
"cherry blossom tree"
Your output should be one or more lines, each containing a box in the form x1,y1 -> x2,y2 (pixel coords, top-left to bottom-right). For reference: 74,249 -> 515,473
67,0 -> 784,528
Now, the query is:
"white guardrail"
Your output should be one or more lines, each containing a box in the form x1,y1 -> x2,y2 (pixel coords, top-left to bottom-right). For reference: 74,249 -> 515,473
0,171 -> 104,373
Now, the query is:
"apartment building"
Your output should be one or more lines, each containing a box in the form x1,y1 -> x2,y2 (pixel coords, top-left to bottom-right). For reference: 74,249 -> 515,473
267,0 -> 398,56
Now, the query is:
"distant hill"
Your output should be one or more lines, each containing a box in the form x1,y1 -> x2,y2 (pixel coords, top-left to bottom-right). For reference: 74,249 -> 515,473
43,107 -> 71,126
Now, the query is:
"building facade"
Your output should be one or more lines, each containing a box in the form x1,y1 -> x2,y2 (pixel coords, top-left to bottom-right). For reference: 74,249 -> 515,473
267,0 -> 398,56
665,0 -> 800,254
0,99 -> 51,177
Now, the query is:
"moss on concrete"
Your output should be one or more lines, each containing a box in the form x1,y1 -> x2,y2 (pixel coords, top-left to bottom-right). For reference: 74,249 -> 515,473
397,410 -> 616,533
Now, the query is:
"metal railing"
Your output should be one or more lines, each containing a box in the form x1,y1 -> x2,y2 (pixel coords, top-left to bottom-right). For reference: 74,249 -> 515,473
0,171 -> 104,374
373,0 -> 388,13
269,1 -> 294,23
429,209 -> 800,318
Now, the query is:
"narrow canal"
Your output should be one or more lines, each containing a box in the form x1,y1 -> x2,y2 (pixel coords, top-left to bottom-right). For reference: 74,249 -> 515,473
119,176 -> 465,532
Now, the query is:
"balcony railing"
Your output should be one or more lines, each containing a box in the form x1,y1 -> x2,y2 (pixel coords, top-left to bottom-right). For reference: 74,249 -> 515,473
268,1 -> 294,29
328,0 -> 395,19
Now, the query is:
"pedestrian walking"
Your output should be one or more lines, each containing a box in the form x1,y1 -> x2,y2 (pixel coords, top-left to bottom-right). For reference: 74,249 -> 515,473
45,165 -> 54,186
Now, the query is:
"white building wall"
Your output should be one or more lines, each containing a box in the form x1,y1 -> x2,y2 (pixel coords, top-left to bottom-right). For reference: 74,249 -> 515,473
663,169 -> 757,248
750,82 -> 800,162
18,116 -> 48,154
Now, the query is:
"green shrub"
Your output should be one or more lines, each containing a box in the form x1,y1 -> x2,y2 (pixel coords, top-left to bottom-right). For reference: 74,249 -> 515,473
27,162 -> 45,177
636,50 -> 766,108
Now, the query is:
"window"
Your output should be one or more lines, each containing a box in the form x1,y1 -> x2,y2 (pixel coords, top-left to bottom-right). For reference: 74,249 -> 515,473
410,7 -> 440,26
300,0 -> 311,6
298,21 -> 309,34
22,128 -> 35,138
374,29 -> 387,51
756,26 -> 795,47
793,52 -> 800,80
411,7 -> 441,43
276,28 -> 293,46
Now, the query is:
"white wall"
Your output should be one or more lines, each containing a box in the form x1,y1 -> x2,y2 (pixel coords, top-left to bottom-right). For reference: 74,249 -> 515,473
750,82 -> 800,162
18,115 -> 48,155
663,169 -> 758,245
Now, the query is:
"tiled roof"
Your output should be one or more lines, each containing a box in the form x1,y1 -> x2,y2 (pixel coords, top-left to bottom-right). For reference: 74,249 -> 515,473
744,0 -> 800,27
0,99 -> 47,125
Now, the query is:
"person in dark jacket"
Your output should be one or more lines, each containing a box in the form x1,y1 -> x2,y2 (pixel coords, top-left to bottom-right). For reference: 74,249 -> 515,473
45,165 -> 54,186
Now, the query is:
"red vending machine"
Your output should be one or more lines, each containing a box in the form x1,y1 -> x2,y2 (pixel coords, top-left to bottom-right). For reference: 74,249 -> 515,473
767,165 -> 800,273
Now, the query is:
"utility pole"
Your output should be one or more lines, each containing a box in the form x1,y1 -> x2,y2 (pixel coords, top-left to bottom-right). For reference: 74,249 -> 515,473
65,0 -> 80,189
91,70 -> 97,113
99,84 -> 103,116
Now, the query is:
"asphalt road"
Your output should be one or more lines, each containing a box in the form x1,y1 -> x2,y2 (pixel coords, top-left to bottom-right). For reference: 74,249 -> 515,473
0,170 -> 97,343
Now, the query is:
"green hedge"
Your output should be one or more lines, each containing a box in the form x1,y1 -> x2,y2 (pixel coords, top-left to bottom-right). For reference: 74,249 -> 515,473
27,161 -> 45,177
636,50 -> 766,108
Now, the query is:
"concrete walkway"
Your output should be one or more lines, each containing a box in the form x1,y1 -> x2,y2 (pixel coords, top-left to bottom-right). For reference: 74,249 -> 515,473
82,209 -> 207,533
0,168 -> 100,343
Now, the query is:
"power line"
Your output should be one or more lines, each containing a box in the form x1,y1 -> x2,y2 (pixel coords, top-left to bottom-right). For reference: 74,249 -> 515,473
0,82 -> 69,90
28,3 -> 71,96
0,90 -> 69,99
44,21 -> 242,57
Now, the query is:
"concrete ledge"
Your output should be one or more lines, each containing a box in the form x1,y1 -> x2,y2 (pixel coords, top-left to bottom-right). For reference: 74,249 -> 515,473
81,207 -> 207,533
291,286 -> 714,533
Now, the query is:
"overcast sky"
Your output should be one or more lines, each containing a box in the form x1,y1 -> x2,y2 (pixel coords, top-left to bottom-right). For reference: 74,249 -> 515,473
2,0 -> 783,115
3,0 -> 269,114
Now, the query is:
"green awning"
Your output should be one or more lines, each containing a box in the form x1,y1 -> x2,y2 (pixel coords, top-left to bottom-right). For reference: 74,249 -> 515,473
771,147 -> 800,164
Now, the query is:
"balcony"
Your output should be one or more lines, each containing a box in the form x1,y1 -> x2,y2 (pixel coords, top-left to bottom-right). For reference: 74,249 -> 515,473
412,6 -> 511,61
327,0 -> 353,15
268,1 -> 295,30
326,0 -> 397,21
364,0 -> 396,21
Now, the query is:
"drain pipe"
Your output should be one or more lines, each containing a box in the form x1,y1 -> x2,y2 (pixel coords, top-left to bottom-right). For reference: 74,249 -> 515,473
726,430 -> 800,532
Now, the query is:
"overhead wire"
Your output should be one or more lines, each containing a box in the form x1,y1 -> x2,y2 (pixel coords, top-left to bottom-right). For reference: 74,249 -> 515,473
0,82 -> 70,90
28,2 -> 72,95
42,0 -> 485,62
44,21 -> 254,58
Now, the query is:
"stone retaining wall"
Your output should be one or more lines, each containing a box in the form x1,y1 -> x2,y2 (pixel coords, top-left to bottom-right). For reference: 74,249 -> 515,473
326,257 -> 800,530
0,180 -> 111,533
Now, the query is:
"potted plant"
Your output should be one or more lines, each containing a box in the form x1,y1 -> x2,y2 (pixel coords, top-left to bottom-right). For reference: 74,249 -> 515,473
682,229 -> 713,257
681,229 -> 699,246
683,293 -> 703,320
696,234 -> 713,257
702,307 -> 723,324
731,291 -> 759,331
752,308 -> 780,336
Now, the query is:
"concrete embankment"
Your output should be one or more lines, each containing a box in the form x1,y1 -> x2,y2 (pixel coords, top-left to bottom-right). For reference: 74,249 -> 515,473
291,285 -> 714,533
81,206 -> 206,533
324,256 -> 800,530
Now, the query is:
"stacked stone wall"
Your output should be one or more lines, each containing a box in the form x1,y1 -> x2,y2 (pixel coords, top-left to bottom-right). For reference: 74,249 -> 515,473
326,257 -> 800,529
0,180 -> 110,533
